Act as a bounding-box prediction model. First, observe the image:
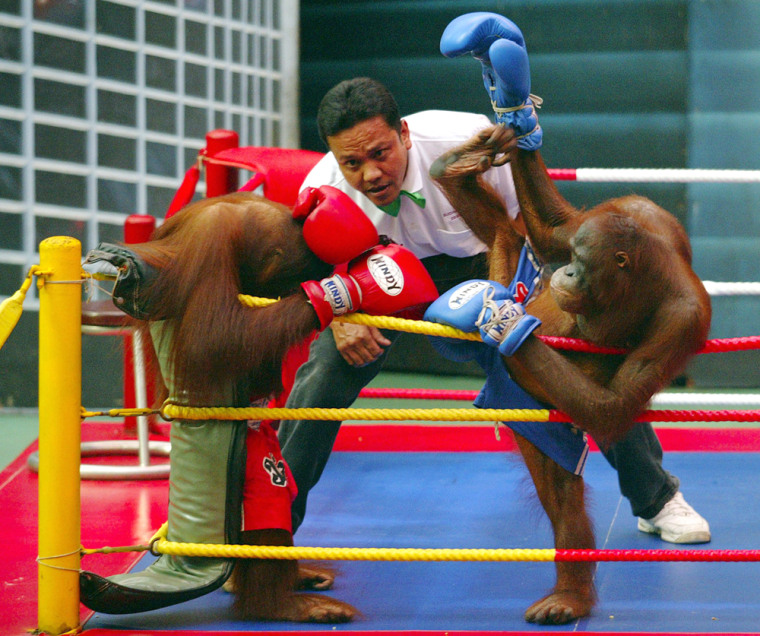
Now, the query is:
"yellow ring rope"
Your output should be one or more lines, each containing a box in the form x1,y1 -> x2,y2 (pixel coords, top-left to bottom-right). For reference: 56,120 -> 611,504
238,294 -> 482,341
82,523 -> 556,562
150,539 -> 556,563
0,265 -> 50,349
80,405 -> 551,422
159,404 -> 550,422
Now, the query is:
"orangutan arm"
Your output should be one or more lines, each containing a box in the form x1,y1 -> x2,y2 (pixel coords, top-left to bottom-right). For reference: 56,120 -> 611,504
505,306 -> 705,449
170,294 -> 320,403
509,149 -> 585,263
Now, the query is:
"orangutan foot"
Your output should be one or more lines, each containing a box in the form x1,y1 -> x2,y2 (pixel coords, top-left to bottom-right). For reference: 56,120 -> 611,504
524,589 -> 594,625
274,594 -> 357,623
296,562 -> 335,590
429,147 -> 492,180
429,126 -> 516,180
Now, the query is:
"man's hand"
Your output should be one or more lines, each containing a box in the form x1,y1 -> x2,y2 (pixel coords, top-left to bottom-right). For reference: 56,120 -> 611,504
331,322 -> 391,367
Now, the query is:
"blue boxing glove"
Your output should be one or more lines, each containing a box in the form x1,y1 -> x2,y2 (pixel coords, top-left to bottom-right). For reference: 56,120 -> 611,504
424,280 -> 510,361
476,286 -> 541,356
440,12 -> 542,150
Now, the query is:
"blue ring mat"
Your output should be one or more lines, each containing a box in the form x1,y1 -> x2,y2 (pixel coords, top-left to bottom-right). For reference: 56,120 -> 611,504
86,450 -> 760,633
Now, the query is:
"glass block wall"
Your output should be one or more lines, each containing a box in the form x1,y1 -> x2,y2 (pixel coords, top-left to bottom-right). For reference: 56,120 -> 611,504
0,0 -> 300,309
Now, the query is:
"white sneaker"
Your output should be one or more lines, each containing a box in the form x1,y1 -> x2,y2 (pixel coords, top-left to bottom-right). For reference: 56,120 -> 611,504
637,491 -> 711,544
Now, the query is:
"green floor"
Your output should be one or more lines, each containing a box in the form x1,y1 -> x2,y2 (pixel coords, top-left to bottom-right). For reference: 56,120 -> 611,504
3,371 -> 760,473
0,409 -> 39,471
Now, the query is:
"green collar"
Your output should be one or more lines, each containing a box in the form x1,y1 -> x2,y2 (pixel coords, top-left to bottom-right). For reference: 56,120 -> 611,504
378,190 -> 426,217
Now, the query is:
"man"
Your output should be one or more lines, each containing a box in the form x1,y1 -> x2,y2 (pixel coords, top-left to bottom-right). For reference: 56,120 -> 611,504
278,76 -> 710,545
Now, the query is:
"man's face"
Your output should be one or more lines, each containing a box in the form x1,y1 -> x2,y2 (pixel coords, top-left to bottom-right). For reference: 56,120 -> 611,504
326,115 -> 412,208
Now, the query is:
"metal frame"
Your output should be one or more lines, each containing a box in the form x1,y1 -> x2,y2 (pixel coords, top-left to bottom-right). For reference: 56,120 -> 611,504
0,0 -> 300,309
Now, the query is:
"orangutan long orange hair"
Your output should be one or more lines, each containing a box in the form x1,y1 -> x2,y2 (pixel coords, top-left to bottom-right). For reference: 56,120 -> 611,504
129,192 -> 332,404
125,191 -> 356,622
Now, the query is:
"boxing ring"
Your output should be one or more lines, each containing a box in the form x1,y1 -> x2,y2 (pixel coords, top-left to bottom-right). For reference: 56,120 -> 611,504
3,165 -> 760,636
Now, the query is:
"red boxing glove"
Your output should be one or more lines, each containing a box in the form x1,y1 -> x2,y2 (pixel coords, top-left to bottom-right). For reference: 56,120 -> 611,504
301,243 -> 439,330
293,185 -> 379,264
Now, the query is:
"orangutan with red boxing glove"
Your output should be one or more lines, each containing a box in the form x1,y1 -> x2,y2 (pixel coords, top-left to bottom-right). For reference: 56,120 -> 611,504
80,186 -> 437,622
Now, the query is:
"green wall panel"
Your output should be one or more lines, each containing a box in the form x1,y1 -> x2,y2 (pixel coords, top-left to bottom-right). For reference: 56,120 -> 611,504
299,0 -> 760,387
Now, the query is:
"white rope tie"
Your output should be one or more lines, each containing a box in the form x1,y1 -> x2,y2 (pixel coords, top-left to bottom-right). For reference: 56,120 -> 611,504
490,93 -> 543,141
490,93 -> 543,114
37,547 -> 81,573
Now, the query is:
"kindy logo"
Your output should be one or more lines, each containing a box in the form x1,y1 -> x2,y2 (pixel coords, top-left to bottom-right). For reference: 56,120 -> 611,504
447,280 -> 490,309
323,277 -> 353,313
368,254 -> 404,296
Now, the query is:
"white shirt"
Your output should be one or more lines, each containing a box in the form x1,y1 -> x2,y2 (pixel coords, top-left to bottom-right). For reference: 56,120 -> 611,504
301,110 -> 520,260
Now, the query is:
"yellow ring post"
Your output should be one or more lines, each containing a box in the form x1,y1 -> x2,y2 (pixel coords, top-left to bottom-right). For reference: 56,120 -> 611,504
37,237 -> 82,634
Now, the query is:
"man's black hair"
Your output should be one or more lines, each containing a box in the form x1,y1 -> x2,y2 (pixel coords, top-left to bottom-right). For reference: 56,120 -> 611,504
317,77 -> 402,147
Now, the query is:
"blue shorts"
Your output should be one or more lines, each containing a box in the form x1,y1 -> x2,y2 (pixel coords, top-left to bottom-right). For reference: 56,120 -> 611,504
473,347 -> 589,476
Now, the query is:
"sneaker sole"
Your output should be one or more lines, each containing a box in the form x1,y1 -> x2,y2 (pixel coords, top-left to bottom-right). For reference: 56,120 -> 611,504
638,519 -> 711,544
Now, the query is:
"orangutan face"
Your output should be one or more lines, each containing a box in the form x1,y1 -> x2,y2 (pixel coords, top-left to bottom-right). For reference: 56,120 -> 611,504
550,214 -> 636,316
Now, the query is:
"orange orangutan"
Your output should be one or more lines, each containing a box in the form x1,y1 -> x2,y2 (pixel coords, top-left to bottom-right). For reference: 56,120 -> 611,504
80,188 -> 438,622
428,123 -> 711,623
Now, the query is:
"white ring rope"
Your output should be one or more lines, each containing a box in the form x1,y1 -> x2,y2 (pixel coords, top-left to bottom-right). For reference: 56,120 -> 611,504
702,281 -> 760,296
651,393 -> 760,407
565,168 -> 760,183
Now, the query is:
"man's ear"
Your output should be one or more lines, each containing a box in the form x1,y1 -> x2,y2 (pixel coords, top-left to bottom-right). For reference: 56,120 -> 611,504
400,119 -> 412,150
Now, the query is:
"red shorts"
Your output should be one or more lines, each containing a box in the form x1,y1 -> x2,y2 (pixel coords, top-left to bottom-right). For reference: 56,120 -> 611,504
242,420 -> 298,533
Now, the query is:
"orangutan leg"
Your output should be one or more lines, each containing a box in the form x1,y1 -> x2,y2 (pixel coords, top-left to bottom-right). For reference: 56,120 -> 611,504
430,125 -> 517,180
513,434 -> 596,625
296,563 -> 336,590
225,560 -> 335,594
231,529 -> 356,623
430,125 -> 525,273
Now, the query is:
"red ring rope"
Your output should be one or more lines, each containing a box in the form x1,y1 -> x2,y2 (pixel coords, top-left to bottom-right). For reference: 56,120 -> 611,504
360,388 -> 477,401
556,549 -> 760,562
357,389 -> 760,423
539,334 -> 760,354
